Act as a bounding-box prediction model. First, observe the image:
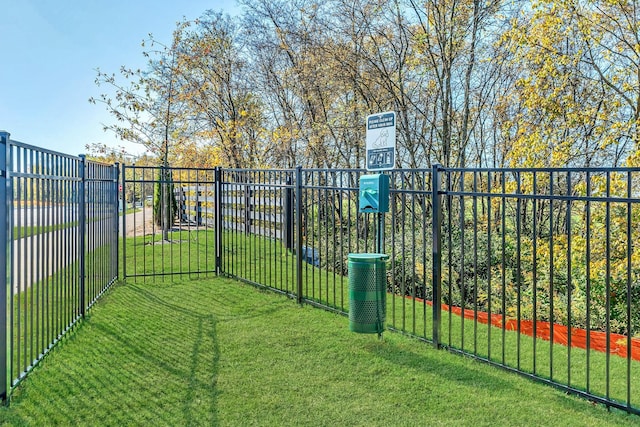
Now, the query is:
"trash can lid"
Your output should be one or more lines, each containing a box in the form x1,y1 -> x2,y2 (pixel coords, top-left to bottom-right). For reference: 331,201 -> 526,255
348,253 -> 389,262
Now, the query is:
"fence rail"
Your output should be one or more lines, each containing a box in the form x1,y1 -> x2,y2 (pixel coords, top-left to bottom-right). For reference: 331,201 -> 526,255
0,131 -> 119,402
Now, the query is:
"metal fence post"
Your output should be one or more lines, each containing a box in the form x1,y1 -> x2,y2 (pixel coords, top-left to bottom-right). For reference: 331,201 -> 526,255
431,163 -> 442,349
283,175 -> 294,250
113,163 -> 120,281
79,155 -> 87,317
244,176 -> 252,235
121,162 -> 126,281
0,131 -> 9,402
215,167 -> 223,275
295,166 -> 303,304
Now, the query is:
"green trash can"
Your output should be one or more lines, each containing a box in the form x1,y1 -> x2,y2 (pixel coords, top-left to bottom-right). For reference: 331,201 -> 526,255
348,253 -> 389,334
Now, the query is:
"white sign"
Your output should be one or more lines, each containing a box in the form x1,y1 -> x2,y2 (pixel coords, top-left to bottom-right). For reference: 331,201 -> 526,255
366,111 -> 396,171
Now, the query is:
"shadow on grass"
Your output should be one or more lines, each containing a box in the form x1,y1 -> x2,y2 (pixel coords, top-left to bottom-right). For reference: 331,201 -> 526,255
184,317 -> 219,426
1,281 -> 224,425
364,338 -> 516,391
102,282 -> 220,425
364,337 -> 634,419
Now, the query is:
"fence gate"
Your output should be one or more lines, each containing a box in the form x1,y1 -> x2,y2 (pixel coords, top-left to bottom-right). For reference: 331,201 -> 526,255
121,165 -> 219,279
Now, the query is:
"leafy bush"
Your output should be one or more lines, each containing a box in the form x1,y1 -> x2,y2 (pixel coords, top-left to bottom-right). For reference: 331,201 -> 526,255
153,168 -> 177,228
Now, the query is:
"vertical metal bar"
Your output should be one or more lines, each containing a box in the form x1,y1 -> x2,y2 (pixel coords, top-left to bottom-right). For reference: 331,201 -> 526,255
549,171 -> 555,380
60,156 -> 66,327
355,171 -> 360,255
36,151 -> 43,355
61,156 -> 68,327
160,167 -> 166,278
271,172 -> 276,289
377,212 -> 385,257
16,146 -> 22,376
87,161 -> 93,305
243,171 -> 246,278
295,166 -> 303,304
391,172 -> 397,327
501,171 -> 506,365
282,172 -> 287,294
226,172 -> 231,274
121,163 -> 126,281
516,171 -> 521,370
401,171 -> 407,332
473,171 -> 478,355
272,172 -> 277,289
605,171 -> 611,403
169,168 -> 174,276
309,172 -> 315,299
566,171 -> 572,387
459,170 -> 465,350
240,172 -> 245,279
267,172 -> 272,286
79,155 -> 86,317
251,173 -> 256,282
339,172 -> 345,311
422,171 -> 427,338
201,171 -> 205,275
226,171 -> 231,275
51,155 -> 56,325
219,171 -> 224,275
410,171 -> 416,335
256,172 -> 261,284
322,170 -> 327,303
532,171 -> 538,375
331,172 -> 337,307
114,163 -> 119,282
585,171 -> 591,393
251,171 -> 266,284
28,148 -> 34,366
431,164 -> 442,349
300,171 -> 309,296
447,170 -> 453,346
487,171 -> 492,362
276,172 -> 281,290
43,153 -> 50,349
0,131 -> 9,401
9,145 -> 16,386
191,171 -> 196,275
215,167 -> 223,275
178,170 -> 184,276
229,172 -> 233,276
626,171 -> 632,409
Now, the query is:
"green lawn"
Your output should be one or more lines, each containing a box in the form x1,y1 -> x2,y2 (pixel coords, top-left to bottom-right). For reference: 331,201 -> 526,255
0,276 -> 637,426
124,229 -> 640,410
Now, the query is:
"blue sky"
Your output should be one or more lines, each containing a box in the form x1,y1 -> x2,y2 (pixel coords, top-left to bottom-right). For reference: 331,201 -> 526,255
1,0 -> 240,158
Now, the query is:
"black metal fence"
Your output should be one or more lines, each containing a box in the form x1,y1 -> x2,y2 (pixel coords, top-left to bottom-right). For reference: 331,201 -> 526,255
438,167 -> 640,414
0,131 -> 119,402
3,132 -> 636,415
124,164 -> 640,415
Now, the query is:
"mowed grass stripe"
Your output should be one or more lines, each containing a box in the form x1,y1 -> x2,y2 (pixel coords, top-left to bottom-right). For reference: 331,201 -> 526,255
0,277 -> 636,426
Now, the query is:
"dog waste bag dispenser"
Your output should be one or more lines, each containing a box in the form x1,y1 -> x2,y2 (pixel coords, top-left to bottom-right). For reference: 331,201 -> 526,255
358,174 -> 389,213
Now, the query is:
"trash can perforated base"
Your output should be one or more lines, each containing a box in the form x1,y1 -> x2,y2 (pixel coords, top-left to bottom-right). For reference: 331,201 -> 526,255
348,253 -> 387,334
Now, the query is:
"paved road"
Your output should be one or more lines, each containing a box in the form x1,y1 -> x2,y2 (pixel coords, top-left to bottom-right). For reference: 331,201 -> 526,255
9,207 -> 154,294
13,206 -> 73,227
11,214 -> 120,294
119,207 -> 154,237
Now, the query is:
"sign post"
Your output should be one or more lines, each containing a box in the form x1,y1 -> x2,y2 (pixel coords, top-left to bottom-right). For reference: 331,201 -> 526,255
366,111 -> 396,171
